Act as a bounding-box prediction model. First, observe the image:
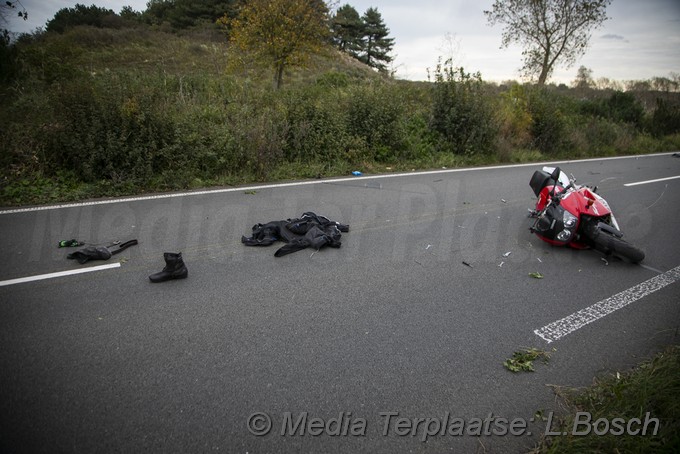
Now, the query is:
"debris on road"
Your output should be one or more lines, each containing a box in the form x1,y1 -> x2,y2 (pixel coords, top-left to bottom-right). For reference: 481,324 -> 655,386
67,240 -> 138,264
462,261 -> 474,268
58,239 -> 83,248
149,252 -> 188,283
504,347 -> 555,372
242,212 -> 349,257
528,272 -> 544,279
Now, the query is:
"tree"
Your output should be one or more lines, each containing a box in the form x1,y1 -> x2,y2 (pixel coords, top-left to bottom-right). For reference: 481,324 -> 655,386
360,7 -> 394,72
485,0 -> 611,85
219,0 -> 329,89
573,65 -> 593,89
1,0 -> 27,23
331,4 -> 363,58
46,4 -> 120,33
144,0 -> 239,30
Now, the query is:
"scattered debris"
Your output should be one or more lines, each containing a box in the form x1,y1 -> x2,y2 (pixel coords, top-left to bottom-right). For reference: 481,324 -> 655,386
244,190 -> 257,195
672,153 -> 680,158
504,347 -> 555,373
498,261 -> 504,268
352,171 -> 362,176
503,251 -> 512,257
67,240 -> 138,264
242,212 -> 349,257
537,257 -> 543,263
462,261 -> 474,268
501,199 -> 507,203
534,409 -> 549,422
58,239 -> 83,248
601,257 -> 609,266
425,244 -> 432,250
529,272 -> 544,279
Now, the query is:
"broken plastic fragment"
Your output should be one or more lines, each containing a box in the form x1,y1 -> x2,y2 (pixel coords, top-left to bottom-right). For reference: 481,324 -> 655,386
529,272 -> 544,279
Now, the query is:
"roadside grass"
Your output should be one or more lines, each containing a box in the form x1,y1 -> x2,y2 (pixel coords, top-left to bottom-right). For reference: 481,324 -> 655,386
2,25 -> 680,208
533,345 -> 680,453
0,147 -> 536,207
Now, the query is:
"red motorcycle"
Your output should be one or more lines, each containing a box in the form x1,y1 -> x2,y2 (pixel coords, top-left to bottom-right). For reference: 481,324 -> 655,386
529,166 -> 645,263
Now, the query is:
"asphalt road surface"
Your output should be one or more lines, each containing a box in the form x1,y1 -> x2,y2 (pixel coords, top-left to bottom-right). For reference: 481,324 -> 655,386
1,153 -> 679,453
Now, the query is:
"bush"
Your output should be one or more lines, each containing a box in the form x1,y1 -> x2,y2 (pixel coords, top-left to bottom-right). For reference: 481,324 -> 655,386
346,82 -> 405,160
579,91 -> 645,128
651,98 -> 680,136
526,88 -> 567,154
282,87 -> 351,164
430,61 -> 497,155
40,77 -> 187,187
497,83 -> 533,148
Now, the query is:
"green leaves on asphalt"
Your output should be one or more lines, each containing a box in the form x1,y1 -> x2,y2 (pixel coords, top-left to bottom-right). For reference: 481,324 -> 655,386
504,347 -> 555,372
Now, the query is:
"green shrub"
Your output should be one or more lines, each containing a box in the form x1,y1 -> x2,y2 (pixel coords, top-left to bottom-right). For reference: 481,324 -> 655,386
579,91 -> 645,129
41,79 -> 182,186
497,83 -> 533,148
651,98 -> 680,136
429,61 -> 497,155
346,82 -> 405,160
526,88 -> 567,154
282,87 -> 351,164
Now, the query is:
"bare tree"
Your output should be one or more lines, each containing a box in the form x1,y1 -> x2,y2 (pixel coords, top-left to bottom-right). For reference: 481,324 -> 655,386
1,0 -> 27,24
485,0 -> 611,85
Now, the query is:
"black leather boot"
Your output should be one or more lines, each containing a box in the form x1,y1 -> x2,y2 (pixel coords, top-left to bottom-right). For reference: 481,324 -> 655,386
149,252 -> 188,283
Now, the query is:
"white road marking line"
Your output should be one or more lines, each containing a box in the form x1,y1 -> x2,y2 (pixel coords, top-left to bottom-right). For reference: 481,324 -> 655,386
0,262 -> 121,287
0,153 -> 674,215
534,265 -> 680,343
624,175 -> 680,186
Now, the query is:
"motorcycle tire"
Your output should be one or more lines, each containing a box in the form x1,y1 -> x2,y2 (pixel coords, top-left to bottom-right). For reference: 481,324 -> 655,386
586,228 -> 645,263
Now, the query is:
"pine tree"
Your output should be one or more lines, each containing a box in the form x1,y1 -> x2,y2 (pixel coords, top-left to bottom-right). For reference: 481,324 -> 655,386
359,7 -> 394,73
331,4 -> 363,59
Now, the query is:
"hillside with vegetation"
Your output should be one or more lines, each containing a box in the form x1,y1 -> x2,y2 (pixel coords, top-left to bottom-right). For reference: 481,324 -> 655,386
1,1 -> 679,206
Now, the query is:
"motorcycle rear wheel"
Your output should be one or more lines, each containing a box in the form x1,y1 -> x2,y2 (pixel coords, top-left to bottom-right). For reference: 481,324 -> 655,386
586,228 -> 645,263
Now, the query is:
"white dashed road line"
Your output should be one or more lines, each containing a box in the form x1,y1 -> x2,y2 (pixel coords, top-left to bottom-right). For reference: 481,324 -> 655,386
624,175 -> 680,187
0,262 -> 121,287
534,265 -> 680,343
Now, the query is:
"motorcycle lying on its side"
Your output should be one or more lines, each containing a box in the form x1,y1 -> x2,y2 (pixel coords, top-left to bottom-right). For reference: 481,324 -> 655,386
528,166 -> 645,263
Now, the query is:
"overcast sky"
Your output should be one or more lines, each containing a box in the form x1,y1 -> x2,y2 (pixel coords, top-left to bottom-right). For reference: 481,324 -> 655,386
5,0 -> 680,84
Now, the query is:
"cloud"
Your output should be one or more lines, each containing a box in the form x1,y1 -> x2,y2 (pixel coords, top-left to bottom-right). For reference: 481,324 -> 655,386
600,34 -> 627,41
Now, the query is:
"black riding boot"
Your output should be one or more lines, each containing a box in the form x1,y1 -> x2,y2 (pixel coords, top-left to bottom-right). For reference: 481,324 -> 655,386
149,252 -> 188,283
